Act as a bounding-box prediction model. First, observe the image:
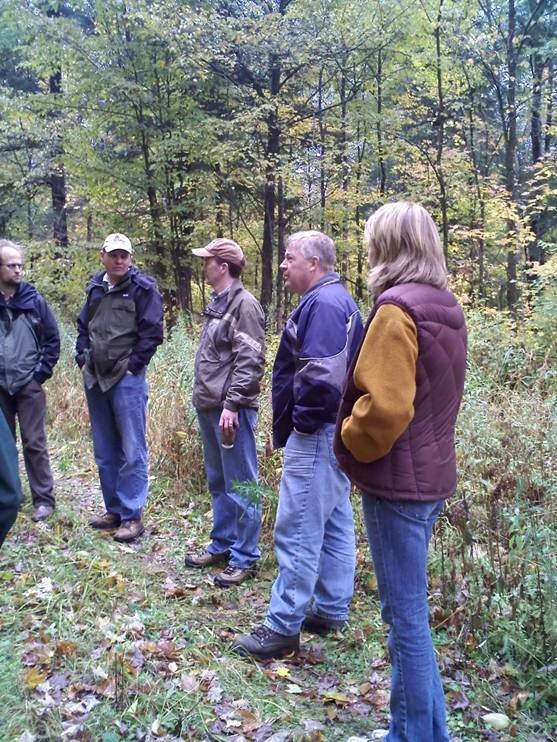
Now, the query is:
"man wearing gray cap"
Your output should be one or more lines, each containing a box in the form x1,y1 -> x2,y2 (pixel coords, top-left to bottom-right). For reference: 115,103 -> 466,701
76,233 -> 163,543
186,238 -> 265,587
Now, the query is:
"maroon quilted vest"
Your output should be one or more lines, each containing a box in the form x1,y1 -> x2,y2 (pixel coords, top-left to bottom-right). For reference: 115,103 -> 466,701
334,282 -> 467,501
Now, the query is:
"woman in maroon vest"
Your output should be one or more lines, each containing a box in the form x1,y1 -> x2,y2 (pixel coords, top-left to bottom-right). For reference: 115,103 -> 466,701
334,202 -> 467,741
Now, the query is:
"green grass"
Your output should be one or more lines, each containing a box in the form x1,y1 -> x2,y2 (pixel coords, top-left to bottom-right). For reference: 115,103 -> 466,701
1,316 -> 556,740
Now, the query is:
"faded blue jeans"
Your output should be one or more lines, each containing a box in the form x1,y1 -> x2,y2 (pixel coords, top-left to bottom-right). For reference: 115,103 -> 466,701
265,424 -> 356,636
196,407 -> 261,569
85,371 -> 149,522
362,495 -> 449,742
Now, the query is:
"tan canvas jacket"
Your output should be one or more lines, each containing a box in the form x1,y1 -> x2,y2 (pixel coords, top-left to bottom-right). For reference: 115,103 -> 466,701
192,280 -> 265,411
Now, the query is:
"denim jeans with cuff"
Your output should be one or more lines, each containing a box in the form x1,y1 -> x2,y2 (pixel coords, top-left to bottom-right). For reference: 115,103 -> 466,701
362,495 -> 450,742
265,424 -> 356,636
85,371 -> 149,522
196,406 -> 261,569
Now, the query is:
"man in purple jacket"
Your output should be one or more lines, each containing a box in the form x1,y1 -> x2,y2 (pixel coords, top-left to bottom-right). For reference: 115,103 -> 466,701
234,231 -> 363,659
76,234 -> 163,543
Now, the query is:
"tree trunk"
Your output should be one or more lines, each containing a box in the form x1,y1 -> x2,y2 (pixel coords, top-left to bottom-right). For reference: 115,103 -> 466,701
505,0 -> 519,309
545,60 -> 553,153
434,0 -> 449,265
48,66 -> 68,248
318,67 -> 327,230
274,174 -> 287,329
376,48 -> 386,196
527,53 -> 546,263
260,54 -> 281,317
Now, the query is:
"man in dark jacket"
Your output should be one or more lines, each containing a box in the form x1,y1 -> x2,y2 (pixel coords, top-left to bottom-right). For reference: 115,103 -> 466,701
234,230 -> 363,659
0,239 -> 60,522
76,233 -> 163,543
185,238 -> 265,587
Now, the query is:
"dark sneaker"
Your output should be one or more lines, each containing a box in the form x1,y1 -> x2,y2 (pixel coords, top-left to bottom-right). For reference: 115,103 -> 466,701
113,519 -> 145,543
232,625 -> 300,660
302,612 -> 347,636
31,504 -> 54,522
184,549 -> 230,568
89,512 -> 121,530
214,564 -> 257,587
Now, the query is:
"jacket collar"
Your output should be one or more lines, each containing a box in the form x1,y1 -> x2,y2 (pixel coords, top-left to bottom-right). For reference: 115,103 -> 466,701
299,272 -> 340,304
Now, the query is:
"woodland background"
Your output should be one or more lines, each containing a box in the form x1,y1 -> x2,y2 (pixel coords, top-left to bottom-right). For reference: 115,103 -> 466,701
0,1 -> 556,740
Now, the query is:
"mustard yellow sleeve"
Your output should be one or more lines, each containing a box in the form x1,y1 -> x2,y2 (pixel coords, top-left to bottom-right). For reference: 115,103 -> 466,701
341,304 -> 418,463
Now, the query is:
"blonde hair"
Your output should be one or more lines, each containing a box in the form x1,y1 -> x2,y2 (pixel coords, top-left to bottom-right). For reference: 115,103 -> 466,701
364,202 -> 448,297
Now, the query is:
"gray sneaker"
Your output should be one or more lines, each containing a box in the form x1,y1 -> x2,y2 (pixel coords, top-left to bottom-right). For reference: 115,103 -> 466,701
232,625 -> 300,660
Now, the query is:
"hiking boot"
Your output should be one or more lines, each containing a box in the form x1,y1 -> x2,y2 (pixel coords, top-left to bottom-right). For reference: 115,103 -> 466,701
214,564 -> 257,587
32,504 -> 54,522
113,518 -> 145,543
89,512 -> 121,530
232,625 -> 300,660
184,549 -> 230,568
302,612 -> 347,636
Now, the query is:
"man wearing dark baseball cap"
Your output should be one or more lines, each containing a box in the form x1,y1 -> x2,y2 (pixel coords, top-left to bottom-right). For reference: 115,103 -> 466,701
185,237 -> 265,587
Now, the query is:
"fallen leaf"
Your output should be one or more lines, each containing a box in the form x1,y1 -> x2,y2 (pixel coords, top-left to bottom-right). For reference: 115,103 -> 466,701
180,673 -> 200,693
123,617 -> 145,637
237,708 -> 262,733
151,719 -> 165,737
321,690 -> 352,705
286,683 -> 303,694
207,684 -> 223,703
63,694 -> 100,718
275,666 -> 290,678
449,689 -> 470,711
55,640 -> 77,657
96,677 -> 116,698
301,719 -> 325,732
482,712 -> 510,731
508,691 -> 528,712
24,668 -> 48,689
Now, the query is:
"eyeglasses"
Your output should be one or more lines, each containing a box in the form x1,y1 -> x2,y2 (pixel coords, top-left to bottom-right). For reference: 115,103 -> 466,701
1,263 -> 24,270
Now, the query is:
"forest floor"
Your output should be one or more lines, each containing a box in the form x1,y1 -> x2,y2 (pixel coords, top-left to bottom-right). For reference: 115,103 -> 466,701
0,462 -> 551,742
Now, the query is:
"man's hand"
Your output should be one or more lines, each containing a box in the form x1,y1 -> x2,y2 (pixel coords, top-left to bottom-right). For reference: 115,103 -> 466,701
219,408 -> 239,431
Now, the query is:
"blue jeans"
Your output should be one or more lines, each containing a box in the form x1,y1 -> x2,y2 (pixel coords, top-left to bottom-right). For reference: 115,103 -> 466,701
85,372 -> 149,521
265,424 -> 356,636
196,407 -> 261,569
362,495 -> 449,742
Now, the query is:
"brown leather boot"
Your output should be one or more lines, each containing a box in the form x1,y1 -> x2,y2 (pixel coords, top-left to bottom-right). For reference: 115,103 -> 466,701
32,504 -> 54,522
214,564 -> 257,587
113,519 -> 145,542
89,512 -> 120,530
184,549 -> 230,568
232,625 -> 300,660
